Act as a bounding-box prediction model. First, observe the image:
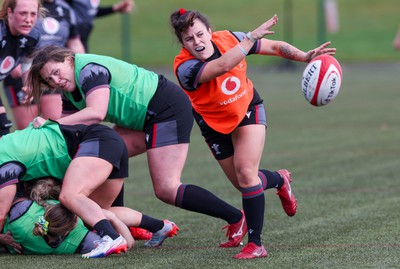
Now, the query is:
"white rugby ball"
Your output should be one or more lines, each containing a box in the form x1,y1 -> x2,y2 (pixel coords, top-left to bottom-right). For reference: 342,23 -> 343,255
301,54 -> 342,106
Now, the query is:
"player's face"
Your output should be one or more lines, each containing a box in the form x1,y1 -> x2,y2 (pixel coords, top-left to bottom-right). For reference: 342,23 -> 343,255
7,0 -> 39,36
40,58 -> 76,92
181,19 -> 213,61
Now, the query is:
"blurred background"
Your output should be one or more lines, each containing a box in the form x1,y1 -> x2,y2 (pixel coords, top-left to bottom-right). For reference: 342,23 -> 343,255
91,0 -> 400,68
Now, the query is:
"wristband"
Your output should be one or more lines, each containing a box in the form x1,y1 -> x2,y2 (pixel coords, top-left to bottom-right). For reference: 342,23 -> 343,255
246,32 -> 257,43
0,113 -> 12,136
238,45 -> 248,56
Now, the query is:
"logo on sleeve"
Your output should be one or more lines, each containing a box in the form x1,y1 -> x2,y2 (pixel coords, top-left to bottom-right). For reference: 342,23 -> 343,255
0,56 -> 15,74
43,17 -> 60,35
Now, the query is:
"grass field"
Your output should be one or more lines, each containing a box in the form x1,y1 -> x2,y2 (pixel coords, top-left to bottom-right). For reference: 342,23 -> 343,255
2,63 -> 400,268
91,0 -> 400,66
1,0 -> 400,268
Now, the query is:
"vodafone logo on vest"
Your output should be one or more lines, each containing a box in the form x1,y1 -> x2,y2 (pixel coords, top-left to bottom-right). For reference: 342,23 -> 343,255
221,76 -> 241,95
43,17 -> 60,35
0,56 -> 15,74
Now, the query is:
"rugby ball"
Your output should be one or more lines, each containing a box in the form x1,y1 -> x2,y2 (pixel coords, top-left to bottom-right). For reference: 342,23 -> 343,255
301,54 -> 342,106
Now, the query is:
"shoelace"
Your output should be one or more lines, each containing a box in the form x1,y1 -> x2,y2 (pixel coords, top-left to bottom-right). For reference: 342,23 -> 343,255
222,225 -> 234,237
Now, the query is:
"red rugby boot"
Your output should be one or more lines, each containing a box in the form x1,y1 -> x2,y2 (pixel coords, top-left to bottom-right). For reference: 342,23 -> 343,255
220,210 -> 247,248
129,227 -> 152,241
276,169 -> 297,216
233,242 -> 268,259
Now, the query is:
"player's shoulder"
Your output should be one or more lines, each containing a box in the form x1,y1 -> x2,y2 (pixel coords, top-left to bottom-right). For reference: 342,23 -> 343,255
178,58 -> 201,70
55,0 -> 74,11
27,27 -> 41,42
0,161 -> 26,189
0,20 -> 6,38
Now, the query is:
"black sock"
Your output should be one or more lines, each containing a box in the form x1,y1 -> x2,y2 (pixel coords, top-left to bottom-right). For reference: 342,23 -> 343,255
175,184 -> 242,224
93,219 -> 119,239
241,184 -> 265,246
139,215 -> 164,233
259,169 -> 284,190
111,184 -> 124,207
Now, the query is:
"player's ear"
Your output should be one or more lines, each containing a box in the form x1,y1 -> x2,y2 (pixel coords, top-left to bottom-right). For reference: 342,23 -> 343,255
66,57 -> 74,66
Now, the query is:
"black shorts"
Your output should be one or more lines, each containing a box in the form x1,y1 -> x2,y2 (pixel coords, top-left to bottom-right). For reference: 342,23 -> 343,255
59,123 -> 129,179
143,75 -> 194,149
193,90 -> 267,160
3,76 -> 26,107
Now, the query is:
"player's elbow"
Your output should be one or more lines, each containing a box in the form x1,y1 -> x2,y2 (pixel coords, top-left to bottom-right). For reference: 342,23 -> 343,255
86,107 -> 107,123
218,61 -> 235,74
93,112 -> 106,123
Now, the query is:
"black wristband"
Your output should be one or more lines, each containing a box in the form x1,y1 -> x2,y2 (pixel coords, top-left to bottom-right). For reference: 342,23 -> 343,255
0,113 -> 12,136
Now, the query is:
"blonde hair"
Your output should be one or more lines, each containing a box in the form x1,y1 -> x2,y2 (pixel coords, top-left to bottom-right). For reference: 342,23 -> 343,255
0,0 -> 46,21
27,178 -> 61,207
27,178 -> 77,238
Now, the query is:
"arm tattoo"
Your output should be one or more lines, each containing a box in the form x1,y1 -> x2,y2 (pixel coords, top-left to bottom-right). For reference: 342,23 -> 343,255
279,44 -> 300,61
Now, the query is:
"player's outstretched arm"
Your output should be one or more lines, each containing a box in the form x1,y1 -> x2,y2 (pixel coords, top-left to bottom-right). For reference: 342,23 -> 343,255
305,42 -> 336,62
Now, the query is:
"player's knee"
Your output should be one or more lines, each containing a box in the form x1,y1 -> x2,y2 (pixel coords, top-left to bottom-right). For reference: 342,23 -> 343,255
235,166 -> 256,182
58,192 -> 68,205
58,190 -> 75,207
154,187 -> 176,205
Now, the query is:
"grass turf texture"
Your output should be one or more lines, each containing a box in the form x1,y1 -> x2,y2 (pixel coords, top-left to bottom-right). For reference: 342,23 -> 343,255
2,63 -> 400,268
1,0 -> 400,268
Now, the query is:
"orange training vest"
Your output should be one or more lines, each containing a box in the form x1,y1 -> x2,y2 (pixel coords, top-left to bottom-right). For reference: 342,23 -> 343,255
174,30 -> 254,134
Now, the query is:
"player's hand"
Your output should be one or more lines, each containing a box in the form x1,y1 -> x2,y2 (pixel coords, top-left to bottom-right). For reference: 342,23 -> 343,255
249,14 -> 278,40
0,232 -> 23,254
32,116 -> 46,128
21,86 -> 34,104
305,41 -> 336,62
113,0 -> 134,13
